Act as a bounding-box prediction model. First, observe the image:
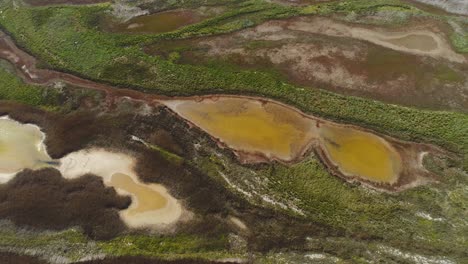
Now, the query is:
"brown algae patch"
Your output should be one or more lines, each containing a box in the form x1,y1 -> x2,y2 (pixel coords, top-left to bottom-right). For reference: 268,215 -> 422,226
103,10 -> 202,34
164,98 -> 317,162
318,124 -> 402,184
164,96 -> 435,190
58,149 -> 184,228
0,116 -> 52,183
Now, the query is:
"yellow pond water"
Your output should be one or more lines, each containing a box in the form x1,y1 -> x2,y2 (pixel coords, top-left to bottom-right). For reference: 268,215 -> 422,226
166,97 -> 403,184
0,117 -> 51,181
166,98 -> 317,161
110,173 -> 168,215
319,124 -> 402,184
58,149 -> 183,227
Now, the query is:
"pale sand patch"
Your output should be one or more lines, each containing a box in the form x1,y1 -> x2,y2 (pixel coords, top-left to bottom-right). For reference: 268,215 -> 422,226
0,116 -> 52,183
287,17 -> 466,63
229,216 -> 248,230
58,148 -> 184,228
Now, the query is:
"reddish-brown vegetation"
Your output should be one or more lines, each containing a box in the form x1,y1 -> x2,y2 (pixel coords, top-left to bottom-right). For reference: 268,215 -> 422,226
0,169 -> 130,239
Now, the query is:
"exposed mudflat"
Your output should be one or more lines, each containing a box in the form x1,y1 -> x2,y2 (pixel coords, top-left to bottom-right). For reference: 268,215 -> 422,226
156,16 -> 468,112
286,17 -> 466,63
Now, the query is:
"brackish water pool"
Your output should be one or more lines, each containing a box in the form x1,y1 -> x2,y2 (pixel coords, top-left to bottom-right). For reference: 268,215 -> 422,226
318,124 -> 402,184
58,149 -> 183,228
110,173 -> 168,216
0,117 -> 51,183
165,98 -> 317,161
165,97 -> 410,185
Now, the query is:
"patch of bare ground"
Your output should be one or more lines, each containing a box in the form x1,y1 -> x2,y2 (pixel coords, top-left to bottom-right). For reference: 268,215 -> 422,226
163,16 -> 468,112
23,0 -> 109,6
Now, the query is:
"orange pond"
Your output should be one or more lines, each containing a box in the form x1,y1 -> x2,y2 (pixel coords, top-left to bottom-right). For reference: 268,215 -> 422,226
165,97 -> 403,184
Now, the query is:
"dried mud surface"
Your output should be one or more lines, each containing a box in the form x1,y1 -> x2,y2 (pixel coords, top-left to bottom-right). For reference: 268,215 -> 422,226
156,16 -> 468,112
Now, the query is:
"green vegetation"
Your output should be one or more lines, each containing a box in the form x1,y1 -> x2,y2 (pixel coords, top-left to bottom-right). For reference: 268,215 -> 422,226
98,234 -> 232,259
146,142 -> 184,165
301,0 -> 414,15
259,156 -> 468,257
192,137 -> 468,261
435,65 -> 464,83
0,62 -> 60,108
0,225 -> 99,262
0,221 -> 236,261
451,33 -> 468,53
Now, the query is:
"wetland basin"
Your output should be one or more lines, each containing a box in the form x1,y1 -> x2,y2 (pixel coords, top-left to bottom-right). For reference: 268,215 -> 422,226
0,117 -> 184,228
0,117 -> 52,183
58,149 -> 184,228
103,10 -> 202,34
164,96 -> 432,189
318,124 -> 402,184
164,98 -> 318,162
